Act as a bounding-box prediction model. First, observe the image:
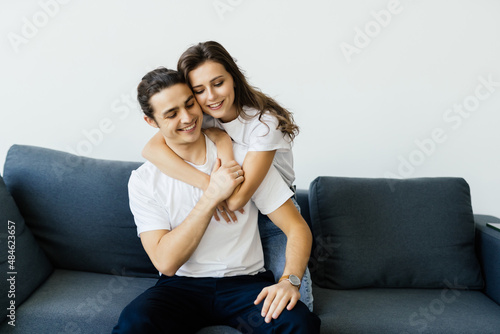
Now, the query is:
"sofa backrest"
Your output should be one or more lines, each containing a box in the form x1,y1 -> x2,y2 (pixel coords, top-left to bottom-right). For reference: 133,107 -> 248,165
306,176 -> 484,290
3,145 -> 158,278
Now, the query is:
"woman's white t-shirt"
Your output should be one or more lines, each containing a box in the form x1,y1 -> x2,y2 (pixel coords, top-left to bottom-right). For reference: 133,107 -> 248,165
202,107 -> 295,188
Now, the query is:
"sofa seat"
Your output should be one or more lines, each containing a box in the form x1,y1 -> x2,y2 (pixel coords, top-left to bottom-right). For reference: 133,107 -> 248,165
313,286 -> 500,333
0,269 -> 157,333
0,269 -> 244,334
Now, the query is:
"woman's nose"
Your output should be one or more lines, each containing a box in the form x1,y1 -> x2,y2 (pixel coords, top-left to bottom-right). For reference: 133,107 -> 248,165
207,87 -> 216,101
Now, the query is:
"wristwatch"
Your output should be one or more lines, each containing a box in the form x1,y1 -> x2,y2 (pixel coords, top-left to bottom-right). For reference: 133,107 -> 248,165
279,274 -> 301,289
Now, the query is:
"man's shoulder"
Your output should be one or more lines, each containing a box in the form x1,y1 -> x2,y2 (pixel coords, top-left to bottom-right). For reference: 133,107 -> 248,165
129,161 -> 165,187
133,160 -> 159,176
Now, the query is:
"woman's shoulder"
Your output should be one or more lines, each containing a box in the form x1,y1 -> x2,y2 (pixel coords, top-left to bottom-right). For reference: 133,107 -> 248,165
241,106 -> 277,125
241,105 -> 259,118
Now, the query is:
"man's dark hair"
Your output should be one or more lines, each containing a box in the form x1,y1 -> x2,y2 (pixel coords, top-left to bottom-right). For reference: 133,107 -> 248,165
137,67 -> 185,121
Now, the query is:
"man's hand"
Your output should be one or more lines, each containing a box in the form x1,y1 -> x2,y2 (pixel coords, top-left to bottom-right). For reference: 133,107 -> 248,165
254,280 -> 301,323
204,159 -> 244,206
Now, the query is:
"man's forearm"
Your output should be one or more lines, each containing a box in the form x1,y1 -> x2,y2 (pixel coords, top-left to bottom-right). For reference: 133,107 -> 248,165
266,200 -> 313,281
147,193 -> 218,276
254,212 -> 312,323
281,222 -> 312,280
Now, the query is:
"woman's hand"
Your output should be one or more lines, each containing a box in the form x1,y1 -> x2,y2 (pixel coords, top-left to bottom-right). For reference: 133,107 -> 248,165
214,200 -> 245,223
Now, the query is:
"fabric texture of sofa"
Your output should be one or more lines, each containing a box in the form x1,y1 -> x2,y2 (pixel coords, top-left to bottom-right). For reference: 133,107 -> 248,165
1,144 -> 499,333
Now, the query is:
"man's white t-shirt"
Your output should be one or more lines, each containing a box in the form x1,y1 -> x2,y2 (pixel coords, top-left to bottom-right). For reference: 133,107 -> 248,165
202,107 -> 295,188
128,136 -> 293,278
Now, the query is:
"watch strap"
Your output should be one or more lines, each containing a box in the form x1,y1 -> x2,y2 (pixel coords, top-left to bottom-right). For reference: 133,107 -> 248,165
279,275 -> 301,289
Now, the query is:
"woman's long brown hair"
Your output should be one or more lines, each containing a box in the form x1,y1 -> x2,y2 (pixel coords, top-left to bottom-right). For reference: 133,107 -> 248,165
178,41 -> 299,141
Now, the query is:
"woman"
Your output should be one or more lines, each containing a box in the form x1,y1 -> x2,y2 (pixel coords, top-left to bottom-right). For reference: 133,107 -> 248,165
142,41 -> 313,311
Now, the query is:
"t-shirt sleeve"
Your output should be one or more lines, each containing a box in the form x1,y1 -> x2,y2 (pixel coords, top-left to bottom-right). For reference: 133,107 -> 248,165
251,165 -> 293,215
128,171 -> 171,237
248,113 -> 292,152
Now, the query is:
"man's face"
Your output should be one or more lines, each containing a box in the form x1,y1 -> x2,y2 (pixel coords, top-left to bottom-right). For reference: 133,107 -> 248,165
145,83 -> 203,146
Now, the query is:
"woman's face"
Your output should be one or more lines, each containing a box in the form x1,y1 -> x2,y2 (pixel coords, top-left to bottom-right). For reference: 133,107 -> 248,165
188,60 -> 237,123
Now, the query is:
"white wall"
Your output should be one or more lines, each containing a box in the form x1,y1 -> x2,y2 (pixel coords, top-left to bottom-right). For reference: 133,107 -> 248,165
1,0 -> 499,217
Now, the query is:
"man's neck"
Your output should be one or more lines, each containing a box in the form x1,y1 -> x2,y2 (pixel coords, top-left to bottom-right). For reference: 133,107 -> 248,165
165,134 -> 207,165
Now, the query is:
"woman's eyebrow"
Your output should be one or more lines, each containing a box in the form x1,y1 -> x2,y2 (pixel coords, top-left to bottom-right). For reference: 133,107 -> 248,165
191,75 -> 224,89
209,75 -> 224,82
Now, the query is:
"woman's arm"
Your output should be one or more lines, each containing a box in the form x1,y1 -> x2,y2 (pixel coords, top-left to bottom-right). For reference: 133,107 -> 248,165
142,131 -> 210,190
225,150 -> 276,212
203,127 -> 235,164
203,127 -> 245,219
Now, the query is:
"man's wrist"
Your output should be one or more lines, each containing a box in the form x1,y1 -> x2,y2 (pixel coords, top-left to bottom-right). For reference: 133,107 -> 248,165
201,174 -> 210,191
199,190 -> 222,214
279,274 -> 301,289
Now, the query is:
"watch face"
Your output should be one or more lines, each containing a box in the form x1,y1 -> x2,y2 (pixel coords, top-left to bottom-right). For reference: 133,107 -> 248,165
289,275 -> 301,286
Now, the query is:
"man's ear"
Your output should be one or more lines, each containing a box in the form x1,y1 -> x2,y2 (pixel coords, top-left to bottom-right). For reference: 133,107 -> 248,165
144,115 -> 159,128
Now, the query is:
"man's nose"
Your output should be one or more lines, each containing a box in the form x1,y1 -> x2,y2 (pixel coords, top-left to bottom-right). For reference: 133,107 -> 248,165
179,108 -> 194,123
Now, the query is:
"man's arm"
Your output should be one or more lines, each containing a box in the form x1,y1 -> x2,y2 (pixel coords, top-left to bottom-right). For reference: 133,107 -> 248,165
254,199 -> 312,323
140,159 -> 244,276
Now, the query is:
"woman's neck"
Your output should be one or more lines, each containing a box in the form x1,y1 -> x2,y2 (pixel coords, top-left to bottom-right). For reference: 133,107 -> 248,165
219,105 -> 239,123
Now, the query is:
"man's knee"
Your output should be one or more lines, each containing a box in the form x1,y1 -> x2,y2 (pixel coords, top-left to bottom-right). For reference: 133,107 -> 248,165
273,302 -> 321,333
113,296 -> 203,334
236,301 -> 320,334
113,302 -> 149,334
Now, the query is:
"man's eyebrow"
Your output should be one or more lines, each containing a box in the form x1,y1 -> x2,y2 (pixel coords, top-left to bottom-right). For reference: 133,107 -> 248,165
185,95 -> 195,104
162,106 -> 178,117
191,76 -> 224,89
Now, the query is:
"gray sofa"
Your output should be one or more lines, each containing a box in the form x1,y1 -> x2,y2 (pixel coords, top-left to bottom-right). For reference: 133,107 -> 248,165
1,144 -> 499,333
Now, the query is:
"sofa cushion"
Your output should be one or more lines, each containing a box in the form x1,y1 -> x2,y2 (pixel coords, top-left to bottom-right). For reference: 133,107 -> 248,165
313,286 -> 500,334
0,269 -> 158,334
0,175 -> 53,324
0,269 -> 241,334
3,145 -> 158,278
308,176 -> 484,289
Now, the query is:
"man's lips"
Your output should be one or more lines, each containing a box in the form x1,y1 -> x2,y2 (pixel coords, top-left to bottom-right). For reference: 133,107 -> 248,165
178,120 -> 197,132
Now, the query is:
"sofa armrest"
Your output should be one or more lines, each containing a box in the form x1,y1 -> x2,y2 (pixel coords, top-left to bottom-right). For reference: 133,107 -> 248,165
474,214 -> 500,305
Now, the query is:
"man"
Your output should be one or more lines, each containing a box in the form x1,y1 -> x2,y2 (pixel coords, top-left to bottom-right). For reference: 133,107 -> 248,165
113,68 -> 320,333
